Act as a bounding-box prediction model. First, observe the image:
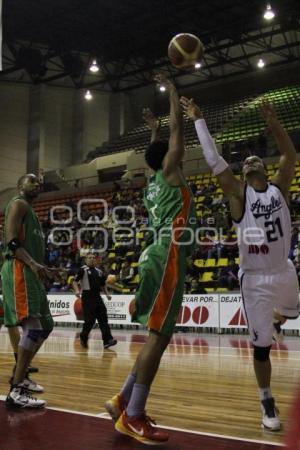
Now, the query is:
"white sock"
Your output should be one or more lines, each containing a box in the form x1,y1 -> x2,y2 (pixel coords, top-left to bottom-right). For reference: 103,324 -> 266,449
259,387 -> 272,400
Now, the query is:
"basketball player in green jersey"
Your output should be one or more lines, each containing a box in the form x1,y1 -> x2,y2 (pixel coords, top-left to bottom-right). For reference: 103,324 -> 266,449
2,174 -> 54,408
105,74 -> 197,445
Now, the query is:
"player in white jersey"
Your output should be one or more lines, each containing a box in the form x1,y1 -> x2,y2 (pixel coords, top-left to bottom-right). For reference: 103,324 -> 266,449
181,96 -> 299,431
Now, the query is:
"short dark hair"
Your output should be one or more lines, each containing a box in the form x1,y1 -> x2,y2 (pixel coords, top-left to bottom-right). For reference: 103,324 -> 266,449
17,175 -> 28,189
17,173 -> 37,190
144,140 -> 168,171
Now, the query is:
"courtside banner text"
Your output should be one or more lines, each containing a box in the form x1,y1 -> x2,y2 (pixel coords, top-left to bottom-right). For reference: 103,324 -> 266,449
46,294 -> 300,331
1,294 -> 300,331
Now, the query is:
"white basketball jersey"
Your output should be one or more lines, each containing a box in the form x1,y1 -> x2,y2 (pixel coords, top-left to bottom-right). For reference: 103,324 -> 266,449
233,183 -> 291,272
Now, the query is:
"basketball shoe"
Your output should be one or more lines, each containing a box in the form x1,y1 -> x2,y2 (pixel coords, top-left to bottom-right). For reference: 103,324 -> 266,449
79,333 -> 88,348
9,374 -> 44,393
115,411 -> 169,445
104,338 -> 117,349
261,397 -> 281,431
19,377 -> 44,393
6,386 -> 46,409
105,394 -> 127,422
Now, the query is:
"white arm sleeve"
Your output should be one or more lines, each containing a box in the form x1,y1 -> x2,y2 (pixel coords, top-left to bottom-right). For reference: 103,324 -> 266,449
195,119 -> 228,175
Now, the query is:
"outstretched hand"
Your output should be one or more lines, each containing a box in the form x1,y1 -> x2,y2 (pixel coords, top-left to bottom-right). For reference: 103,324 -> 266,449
259,99 -> 278,126
180,96 -> 203,121
142,108 -> 160,131
154,73 -> 175,92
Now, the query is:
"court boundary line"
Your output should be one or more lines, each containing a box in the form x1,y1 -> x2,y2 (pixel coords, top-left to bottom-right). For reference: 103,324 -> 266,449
0,397 -> 281,447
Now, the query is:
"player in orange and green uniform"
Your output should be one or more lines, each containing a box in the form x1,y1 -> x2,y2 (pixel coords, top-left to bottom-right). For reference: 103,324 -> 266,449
105,74 -> 197,445
134,168 -> 196,336
2,174 -> 54,408
2,195 -> 52,329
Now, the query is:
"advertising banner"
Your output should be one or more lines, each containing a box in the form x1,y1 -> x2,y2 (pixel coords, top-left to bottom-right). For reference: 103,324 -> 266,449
47,295 -> 135,325
219,293 -> 247,329
177,295 -> 219,327
1,293 -> 299,332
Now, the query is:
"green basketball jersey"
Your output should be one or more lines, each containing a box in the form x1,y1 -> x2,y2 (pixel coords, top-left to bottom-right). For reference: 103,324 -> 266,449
144,169 -> 197,233
4,196 -> 45,264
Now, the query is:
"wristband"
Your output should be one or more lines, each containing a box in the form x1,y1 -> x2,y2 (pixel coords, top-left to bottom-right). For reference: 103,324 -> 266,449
7,238 -> 22,254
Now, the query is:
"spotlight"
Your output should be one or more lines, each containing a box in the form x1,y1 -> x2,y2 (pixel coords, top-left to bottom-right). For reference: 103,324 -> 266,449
89,59 -> 99,73
85,90 -> 93,100
194,62 -> 202,69
257,58 -> 265,68
159,85 -> 166,92
264,4 -> 275,20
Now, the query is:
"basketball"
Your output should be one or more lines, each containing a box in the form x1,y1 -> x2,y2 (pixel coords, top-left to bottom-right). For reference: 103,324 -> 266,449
74,296 -> 84,321
129,298 -> 136,318
106,274 -> 117,285
168,33 -> 204,69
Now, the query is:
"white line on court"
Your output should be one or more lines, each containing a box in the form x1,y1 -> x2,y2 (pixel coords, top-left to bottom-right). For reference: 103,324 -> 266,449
0,396 -> 282,447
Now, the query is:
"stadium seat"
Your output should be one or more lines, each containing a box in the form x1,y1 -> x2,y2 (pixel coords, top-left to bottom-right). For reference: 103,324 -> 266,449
201,272 -> 214,282
205,259 -> 216,268
194,259 -> 204,268
217,258 -> 228,267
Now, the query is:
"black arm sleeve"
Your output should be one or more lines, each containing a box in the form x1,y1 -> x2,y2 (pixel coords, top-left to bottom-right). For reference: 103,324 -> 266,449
74,268 -> 84,282
99,274 -> 107,287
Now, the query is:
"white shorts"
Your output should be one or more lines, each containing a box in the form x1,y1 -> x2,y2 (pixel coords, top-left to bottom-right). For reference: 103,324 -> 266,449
240,260 -> 299,347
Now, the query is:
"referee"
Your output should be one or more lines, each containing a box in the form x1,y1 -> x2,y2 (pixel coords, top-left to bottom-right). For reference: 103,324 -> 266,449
73,253 -> 117,349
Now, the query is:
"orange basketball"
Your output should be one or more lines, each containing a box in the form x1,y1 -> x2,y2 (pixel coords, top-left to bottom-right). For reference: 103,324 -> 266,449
129,298 -> 136,318
168,33 -> 204,69
74,297 -> 84,321
106,274 -> 117,285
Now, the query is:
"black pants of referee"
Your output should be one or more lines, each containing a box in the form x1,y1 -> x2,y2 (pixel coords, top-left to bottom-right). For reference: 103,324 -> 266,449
81,295 -> 113,345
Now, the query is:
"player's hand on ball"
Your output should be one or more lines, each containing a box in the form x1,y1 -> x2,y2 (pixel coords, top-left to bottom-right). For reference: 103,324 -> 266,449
143,108 -> 160,131
180,96 -> 203,121
259,99 -> 278,126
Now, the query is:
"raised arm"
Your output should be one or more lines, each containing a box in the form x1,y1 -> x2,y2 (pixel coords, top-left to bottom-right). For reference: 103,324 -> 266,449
180,96 -> 245,221
180,96 -> 244,199
154,74 -> 184,176
260,99 -> 296,198
143,108 -> 161,143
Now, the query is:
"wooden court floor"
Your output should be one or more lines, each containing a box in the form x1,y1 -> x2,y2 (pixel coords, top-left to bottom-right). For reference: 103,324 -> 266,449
0,326 -> 299,449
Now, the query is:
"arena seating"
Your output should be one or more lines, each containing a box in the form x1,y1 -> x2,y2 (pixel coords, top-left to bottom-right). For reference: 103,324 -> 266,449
215,85 -> 300,143
87,84 -> 300,158
1,157 -> 299,294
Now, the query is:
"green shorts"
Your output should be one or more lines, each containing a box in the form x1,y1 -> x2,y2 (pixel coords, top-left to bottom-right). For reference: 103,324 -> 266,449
1,259 -> 54,330
134,237 -> 192,337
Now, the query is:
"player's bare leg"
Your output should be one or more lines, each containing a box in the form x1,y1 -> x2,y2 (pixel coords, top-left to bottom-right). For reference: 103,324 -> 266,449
253,346 -> 280,431
113,331 -> 170,444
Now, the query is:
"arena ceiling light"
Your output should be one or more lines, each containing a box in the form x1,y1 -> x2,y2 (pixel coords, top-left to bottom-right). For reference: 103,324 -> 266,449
194,62 -> 202,69
89,59 -> 99,73
257,58 -> 265,68
84,90 -> 93,100
159,85 -> 166,92
264,4 -> 275,20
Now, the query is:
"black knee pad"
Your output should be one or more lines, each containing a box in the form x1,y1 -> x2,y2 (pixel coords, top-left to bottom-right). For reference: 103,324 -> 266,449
40,329 -> 52,340
27,329 -> 43,343
253,345 -> 271,362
